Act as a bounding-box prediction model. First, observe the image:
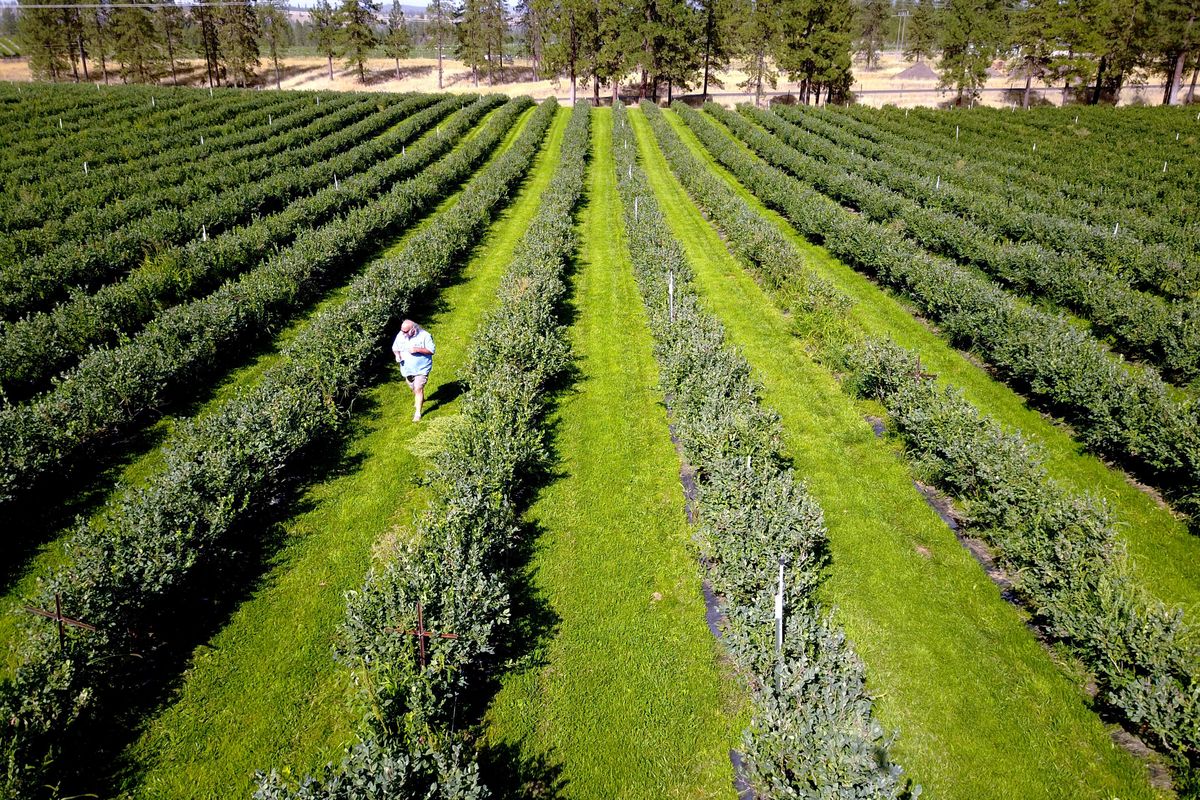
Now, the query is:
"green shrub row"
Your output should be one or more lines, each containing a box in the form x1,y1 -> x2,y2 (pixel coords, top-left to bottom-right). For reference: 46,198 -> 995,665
846,338 -> 1200,789
630,106 -> 844,316
672,101 -> 1200,522
0,87 -> 220,178
793,105 -> 1197,296
0,96 -> 558,800
0,91 -> 335,234
0,94 -> 481,400
625,103 -> 912,798
831,104 -> 1200,294
868,105 -> 1197,228
0,95 -> 397,317
255,99 -> 590,800
0,96 -> 530,507
0,84 -> 149,146
0,93 -> 381,263
721,104 -> 1200,382
0,90 -> 296,211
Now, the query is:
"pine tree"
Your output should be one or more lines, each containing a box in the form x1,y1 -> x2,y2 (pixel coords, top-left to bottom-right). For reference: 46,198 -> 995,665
936,0 -> 1005,104
87,0 -> 112,84
541,0 -> 596,102
338,0 -> 379,83
777,0 -> 854,104
855,0 -> 888,70
159,0 -> 185,85
218,0 -> 260,87
1007,0 -> 1059,107
260,0 -> 290,88
903,0 -> 938,63
654,0 -> 701,101
734,0 -> 782,105
20,1 -> 69,81
694,0 -> 735,100
110,0 -> 163,83
193,3 -> 222,87
594,0 -> 638,101
514,0 -> 544,74
383,3 -> 412,80
427,0 -> 454,88
1147,0 -> 1196,103
457,0 -> 487,85
311,0 -> 339,80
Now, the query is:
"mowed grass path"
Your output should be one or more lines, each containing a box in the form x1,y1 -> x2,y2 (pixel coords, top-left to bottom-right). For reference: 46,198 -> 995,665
0,103 -> 514,676
630,108 -> 1160,800
484,108 -> 744,800
115,105 -> 565,800
674,108 -> 1200,618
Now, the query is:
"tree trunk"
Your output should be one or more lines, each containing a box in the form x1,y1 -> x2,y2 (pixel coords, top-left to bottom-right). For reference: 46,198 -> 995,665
78,31 -> 89,80
359,59 -> 365,84
701,2 -> 713,101
327,52 -> 334,80
275,53 -> 281,90
437,39 -> 443,89
1188,65 -> 1198,103
166,30 -> 178,86
395,57 -> 401,82
612,76 -> 619,104
1168,50 -> 1187,104
1090,55 -> 1106,105
1023,68 -> 1032,109
570,64 -> 576,104
593,74 -> 599,105
667,79 -> 673,103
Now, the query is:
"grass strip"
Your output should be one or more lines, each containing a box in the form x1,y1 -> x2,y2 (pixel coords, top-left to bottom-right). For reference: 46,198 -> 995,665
631,106 -> 1162,800
0,96 -> 556,799
616,102 -> 910,797
0,96 -> 527,509
253,99 -> 584,800
656,106 -> 1200,618
0,93 -> 476,400
483,106 -> 743,800
119,104 -> 573,800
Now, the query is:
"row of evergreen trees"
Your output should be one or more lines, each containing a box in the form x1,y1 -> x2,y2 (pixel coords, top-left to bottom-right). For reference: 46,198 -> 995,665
14,0 -> 1200,105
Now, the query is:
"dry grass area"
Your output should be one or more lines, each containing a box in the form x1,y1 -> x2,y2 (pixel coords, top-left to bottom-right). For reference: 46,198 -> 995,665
0,52 -> 1170,108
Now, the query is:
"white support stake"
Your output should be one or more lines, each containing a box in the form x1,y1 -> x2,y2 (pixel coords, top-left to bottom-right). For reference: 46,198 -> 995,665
955,125 -> 959,141
209,87 -> 214,97
1032,142 -> 1037,152
269,114 -> 273,125
935,175 -> 940,190
774,558 -> 785,692
334,174 -> 339,190
151,96 -> 156,107
58,117 -> 63,129
202,224 -> 208,241
1175,132 -> 1179,141
628,163 -> 632,179
667,271 -> 675,322
402,145 -> 406,156
1163,161 -> 1168,173
1113,222 -> 1120,237
633,196 -> 639,221
83,162 -> 88,175
1074,114 -> 1078,124
200,135 -> 204,145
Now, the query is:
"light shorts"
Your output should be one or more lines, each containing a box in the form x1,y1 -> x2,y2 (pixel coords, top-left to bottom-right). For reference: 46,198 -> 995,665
404,373 -> 428,391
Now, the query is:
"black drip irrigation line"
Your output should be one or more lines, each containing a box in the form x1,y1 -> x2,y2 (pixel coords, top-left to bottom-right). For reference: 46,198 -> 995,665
665,393 -> 755,800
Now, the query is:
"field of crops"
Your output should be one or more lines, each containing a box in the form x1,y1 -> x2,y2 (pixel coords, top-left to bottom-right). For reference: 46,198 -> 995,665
0,82 -> 1197,800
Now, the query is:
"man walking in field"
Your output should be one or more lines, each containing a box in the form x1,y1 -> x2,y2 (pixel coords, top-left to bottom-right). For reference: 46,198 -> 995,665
392,319 -> 436,422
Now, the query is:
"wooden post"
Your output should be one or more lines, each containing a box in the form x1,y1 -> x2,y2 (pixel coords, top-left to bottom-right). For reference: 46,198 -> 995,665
386,600 -> 459,669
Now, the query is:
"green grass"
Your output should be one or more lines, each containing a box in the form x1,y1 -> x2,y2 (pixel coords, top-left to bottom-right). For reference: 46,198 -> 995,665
0,103 -> 521,674
117,105 -> 570,799
629,107 -> 1163,800
483,108 -> 745,800
666,107 -> 1200,619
